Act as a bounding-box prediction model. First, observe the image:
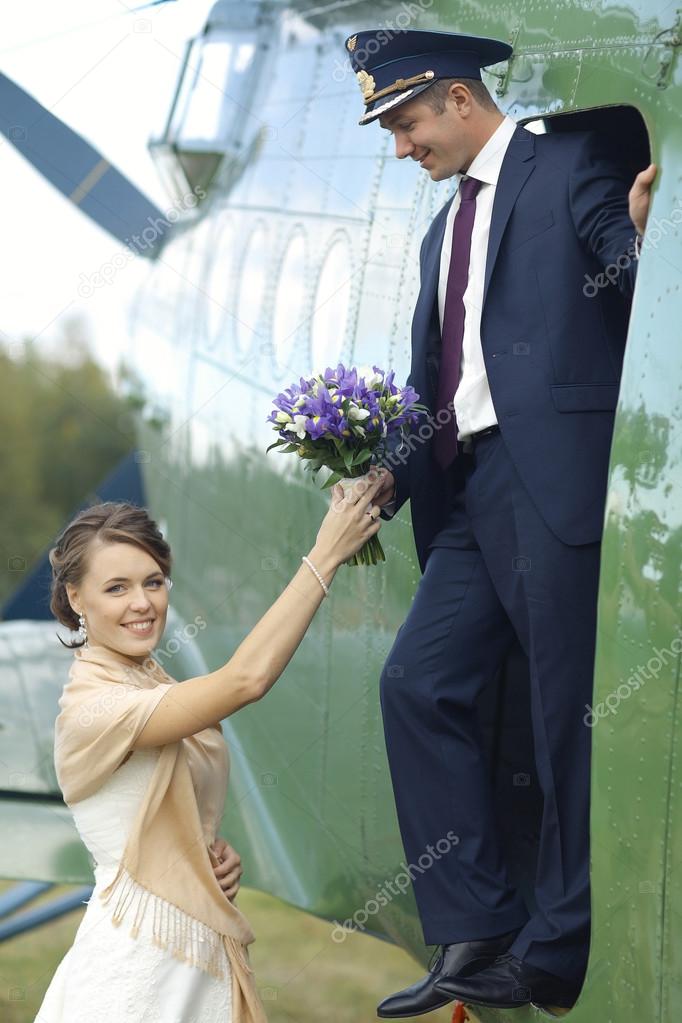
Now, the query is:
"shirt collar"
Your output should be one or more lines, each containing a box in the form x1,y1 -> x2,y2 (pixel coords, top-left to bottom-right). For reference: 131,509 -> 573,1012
456,115 -> 518,188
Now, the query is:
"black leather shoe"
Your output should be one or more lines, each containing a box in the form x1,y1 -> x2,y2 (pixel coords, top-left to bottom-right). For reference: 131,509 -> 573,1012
434,953 -> 581,1009
376,928 -> 522,1018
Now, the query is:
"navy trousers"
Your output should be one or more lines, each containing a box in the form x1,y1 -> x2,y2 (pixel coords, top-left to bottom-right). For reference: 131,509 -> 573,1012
380,428 -> 602,983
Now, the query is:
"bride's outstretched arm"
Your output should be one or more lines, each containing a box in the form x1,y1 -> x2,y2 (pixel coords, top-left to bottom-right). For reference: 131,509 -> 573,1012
134,474 -> 385,748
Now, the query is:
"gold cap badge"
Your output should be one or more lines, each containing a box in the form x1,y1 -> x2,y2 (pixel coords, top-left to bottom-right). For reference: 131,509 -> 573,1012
356,69 -> 376,102
347,35 -> 357,52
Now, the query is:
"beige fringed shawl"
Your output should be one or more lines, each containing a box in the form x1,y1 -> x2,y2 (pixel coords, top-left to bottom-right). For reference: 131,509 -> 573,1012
54,643 -> 267,1022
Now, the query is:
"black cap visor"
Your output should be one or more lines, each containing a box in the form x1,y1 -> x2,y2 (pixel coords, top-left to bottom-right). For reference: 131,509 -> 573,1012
359,81 -> 436,126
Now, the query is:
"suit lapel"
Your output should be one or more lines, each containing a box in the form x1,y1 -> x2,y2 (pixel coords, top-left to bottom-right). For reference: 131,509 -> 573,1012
482,125 -> 536,308
412,199 -> 452,353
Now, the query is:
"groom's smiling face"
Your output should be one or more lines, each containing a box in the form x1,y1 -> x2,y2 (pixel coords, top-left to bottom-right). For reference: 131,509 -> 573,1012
378,83 -> 491,181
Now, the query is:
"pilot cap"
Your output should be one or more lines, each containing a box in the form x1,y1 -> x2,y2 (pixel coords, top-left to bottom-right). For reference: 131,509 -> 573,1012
343,29 -> 512,125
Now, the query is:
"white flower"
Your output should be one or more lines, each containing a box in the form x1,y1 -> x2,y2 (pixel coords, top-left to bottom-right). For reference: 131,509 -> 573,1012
358,365 -> 383,389
292,414 -> 308,439
347,404 -> 371,422
275,411 -> 292,424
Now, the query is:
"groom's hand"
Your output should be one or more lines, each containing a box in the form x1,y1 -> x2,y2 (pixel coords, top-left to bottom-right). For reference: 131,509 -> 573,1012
365,466 -> 396,508
210,838 -> 243,901
629,162 -> 657,236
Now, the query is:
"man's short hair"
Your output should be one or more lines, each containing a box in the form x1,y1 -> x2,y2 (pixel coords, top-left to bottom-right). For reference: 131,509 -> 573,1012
422,77 -> 498,113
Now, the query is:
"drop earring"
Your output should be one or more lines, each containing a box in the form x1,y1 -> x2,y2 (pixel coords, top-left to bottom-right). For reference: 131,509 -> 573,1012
77,612 -> 88,647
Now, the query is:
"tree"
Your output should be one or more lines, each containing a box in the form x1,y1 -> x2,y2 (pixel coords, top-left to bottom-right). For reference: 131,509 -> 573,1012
0,319 -> 158,608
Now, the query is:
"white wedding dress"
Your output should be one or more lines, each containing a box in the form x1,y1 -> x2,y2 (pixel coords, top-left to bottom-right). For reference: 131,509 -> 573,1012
35,749 -> 233,1023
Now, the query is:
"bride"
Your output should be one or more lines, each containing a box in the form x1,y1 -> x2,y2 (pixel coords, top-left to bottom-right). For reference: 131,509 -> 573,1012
36,474 -> 387,1022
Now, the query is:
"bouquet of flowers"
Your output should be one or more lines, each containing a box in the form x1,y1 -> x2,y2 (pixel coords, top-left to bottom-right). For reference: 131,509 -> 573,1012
266,363 -> 427,565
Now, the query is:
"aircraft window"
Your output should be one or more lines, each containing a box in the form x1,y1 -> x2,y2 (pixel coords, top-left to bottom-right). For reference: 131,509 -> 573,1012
172,219 -> 211,350
204,213 -> 234,351
236,221 -> 269,358
173,41 -> 255,143
272,230 -> 308,377
311,235 -> 352,374
235,43 -> 255,73
149,5 -> 276,206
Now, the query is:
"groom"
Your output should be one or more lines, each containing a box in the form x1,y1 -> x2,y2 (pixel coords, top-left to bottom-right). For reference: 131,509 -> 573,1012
344,28 -> 656,1016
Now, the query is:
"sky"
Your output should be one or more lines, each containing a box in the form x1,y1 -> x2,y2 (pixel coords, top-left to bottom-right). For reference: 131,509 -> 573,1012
0,0 -> 216,373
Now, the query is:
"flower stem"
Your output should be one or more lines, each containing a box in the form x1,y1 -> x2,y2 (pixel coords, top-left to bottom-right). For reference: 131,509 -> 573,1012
345,535 -> 385,567
342,464 -> 386,567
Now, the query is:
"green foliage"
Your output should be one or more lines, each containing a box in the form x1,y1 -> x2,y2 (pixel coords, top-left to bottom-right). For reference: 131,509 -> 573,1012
0,326 -> 158,610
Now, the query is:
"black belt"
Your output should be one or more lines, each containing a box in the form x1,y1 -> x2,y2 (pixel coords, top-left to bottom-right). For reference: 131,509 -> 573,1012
458,425 -> 501,454
470,424 -> 499,440
460,424 -> 500,446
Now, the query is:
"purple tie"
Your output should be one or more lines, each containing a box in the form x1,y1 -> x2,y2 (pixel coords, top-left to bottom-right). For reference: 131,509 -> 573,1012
433,174 -> 481,470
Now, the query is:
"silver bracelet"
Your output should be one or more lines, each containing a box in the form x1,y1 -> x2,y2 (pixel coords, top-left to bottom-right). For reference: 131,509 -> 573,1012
634,232 -> 643,260
301,556 -> 330,597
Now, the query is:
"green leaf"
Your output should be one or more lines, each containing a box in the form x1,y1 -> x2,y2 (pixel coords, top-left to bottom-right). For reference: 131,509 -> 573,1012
351,447 -> 372,466
320,471 -> 344,490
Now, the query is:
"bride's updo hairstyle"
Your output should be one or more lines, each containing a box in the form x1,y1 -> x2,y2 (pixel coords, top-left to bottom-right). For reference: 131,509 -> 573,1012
49,502 -> 172,648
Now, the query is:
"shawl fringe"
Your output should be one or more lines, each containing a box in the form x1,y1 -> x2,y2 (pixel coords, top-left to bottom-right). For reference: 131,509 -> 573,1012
99,864 -> 253,980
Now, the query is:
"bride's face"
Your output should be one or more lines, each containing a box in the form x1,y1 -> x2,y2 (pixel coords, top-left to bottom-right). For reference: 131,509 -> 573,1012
66,541 -> 169,663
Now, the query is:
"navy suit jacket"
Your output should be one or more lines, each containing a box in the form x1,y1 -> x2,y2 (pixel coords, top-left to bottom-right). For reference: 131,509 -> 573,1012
383,124 -> 639,573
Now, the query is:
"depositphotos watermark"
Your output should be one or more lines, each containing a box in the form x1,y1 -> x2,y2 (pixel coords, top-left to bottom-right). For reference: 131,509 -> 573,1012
76,186 -> 206,298
123,616 -> 208,681
582,198 -> 682,298
331,830 -> 459,942
154,615 -> 207,666
331,0 -> 434,85
74,618 -> 207,727
583,634 -> 682,727
328,403 -> 459,510
386,403 -> 461,470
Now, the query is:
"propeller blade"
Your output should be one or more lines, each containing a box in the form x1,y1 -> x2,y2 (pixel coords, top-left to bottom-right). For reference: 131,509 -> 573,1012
0,71 -> 170,258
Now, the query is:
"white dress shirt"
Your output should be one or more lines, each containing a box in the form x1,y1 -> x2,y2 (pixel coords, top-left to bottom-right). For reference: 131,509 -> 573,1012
382,115 -> 518,517
439,114 -> 518,439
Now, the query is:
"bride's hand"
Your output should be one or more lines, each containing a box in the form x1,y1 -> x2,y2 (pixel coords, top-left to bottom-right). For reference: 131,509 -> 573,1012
210,838 -> 243,901
313,471 -> 384,567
